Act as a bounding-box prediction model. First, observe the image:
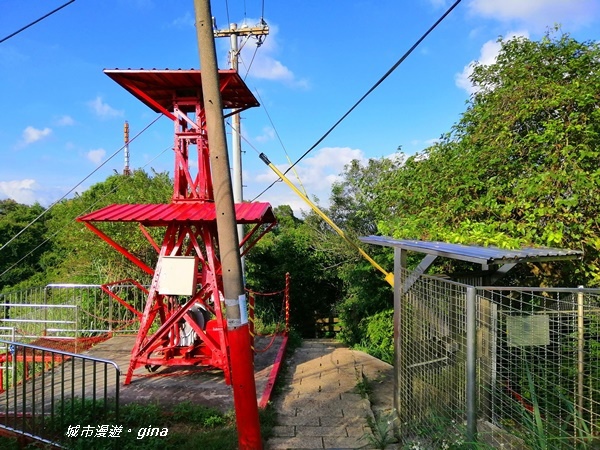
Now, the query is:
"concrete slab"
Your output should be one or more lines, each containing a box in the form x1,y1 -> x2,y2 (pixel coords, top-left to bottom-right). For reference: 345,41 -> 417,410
96,334 -> 285,412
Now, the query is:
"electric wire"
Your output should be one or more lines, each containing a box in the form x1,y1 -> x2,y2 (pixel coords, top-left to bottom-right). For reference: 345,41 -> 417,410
254,89 -> 309,197
0,141 -> 171,280
224,0 -> 231,28
0,0 -> 76,44
251,0 -> 462,201
0,115 -> 162,255
237,50 -> 308,196
241,38 -> 260,80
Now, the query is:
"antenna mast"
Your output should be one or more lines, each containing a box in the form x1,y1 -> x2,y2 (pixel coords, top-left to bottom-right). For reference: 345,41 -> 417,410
123,120 -> 131,175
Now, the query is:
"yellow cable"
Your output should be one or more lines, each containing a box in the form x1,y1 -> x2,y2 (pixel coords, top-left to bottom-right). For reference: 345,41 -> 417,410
259,153 -> 394,287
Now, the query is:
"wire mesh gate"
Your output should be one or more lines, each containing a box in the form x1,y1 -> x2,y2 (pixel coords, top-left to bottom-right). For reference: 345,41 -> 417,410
397,269 -> 600,449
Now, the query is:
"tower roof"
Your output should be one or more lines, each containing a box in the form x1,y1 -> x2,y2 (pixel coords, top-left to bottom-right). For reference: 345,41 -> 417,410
104,69 -> 259,114
78,202 -> 276,227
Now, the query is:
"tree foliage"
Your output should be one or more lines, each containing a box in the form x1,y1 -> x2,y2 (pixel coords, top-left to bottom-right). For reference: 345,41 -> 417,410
0,200 -> 48,290
46,170 -> 172,284
324,159 -> 397,344
245,205 -> 344,337
370,30 -> 600,285
0,170 -> 173,293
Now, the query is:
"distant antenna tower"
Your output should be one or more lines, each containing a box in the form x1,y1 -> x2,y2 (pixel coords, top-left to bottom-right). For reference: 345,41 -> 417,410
123,120 -> 131,175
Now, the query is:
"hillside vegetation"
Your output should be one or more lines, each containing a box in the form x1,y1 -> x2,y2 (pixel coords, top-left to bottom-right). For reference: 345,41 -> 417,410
1,30 -> 599,356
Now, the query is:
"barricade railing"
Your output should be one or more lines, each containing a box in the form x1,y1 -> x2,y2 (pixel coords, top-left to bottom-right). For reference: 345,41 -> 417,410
0,283 -> 148,342
0,339 -> 120,446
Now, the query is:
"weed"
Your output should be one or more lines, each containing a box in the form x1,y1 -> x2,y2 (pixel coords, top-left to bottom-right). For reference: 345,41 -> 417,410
512,368 -> 597,450
362,409 -> 398,449
355,371 -> 373,399
0,436 -> 19,450
171,401 -> 225,427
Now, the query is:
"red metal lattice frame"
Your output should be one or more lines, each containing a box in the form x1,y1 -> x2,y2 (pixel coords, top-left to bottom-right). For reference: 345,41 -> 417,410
78,70 -> 275,385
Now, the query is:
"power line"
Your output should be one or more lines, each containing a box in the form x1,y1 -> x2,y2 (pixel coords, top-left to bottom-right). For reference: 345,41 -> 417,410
225,0 -> 231,27
0,115 -> 162,254
238,49 -> 309,196
0,142 -> 172,280
252,0 -> 462,201
0,0 -> 77,44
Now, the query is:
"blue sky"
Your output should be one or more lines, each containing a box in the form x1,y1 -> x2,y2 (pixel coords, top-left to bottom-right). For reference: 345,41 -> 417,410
1,0 -> 599,215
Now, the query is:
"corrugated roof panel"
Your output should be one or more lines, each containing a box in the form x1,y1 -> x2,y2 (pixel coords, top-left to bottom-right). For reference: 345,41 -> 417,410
359,236 -> 583,265
78,202 -> 276,226
103,69 -> 259,113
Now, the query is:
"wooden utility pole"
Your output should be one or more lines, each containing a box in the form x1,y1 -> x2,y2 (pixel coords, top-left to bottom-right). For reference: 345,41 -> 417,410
193,1 -> 262,448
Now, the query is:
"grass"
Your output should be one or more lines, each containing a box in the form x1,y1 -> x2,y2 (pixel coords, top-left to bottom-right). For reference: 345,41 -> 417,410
0,397 -> 278,450
0,328 -> 298,450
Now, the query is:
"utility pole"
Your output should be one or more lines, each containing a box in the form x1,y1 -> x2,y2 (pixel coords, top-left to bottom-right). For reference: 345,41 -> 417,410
214,21 -> 269,258
193,1 -> 262,449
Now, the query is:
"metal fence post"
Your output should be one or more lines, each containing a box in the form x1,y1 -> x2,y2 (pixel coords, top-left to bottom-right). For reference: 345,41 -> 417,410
466,286 -> 477,444
394,248 -> 409,435
44,286 -> 48,336
108,286 -> 113,334
577,286 -> 585,440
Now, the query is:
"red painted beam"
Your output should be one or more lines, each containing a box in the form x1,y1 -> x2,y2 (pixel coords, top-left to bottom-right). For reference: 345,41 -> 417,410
258,334 -> 288,409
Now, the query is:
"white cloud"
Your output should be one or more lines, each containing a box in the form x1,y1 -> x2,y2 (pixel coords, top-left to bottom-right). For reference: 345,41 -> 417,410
428,0 -> 450,8
467,0 -> 599,30
22,126 -> 52,145
410,137 -> 441,148
254,126 -> 276,143
238,23 -> 309,88
171,11 -> 194,28
252,146 -> 365,214
455,31 -> 529,95
87,148 -> 106,164
88,96 -> 124,119
56,115 -> 75,126
0,179 -> 38,204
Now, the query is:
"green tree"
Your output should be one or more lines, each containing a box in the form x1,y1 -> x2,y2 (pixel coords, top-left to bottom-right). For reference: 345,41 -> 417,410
324,158 -> 398,345
46,169 -> 172,284
372,30 -> 600,286
0,200 -> 49,290
245,205 -> 344,337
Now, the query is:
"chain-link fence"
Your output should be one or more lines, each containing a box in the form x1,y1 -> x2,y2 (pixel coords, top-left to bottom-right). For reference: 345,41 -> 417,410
397,269 -> 600,449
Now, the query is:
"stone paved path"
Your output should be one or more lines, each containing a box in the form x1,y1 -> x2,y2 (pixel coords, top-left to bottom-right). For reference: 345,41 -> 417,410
266,339 -> 394,450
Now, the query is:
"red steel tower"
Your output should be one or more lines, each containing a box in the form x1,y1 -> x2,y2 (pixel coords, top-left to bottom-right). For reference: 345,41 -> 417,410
78,69 -> 276,385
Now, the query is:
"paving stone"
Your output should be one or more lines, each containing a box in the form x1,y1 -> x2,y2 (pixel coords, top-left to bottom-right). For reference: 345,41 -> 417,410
295,425 -> 348,437
266,339 -> 394,450
271,425 -> 296,437
265,436 -> 324,449
295,406 -> 344,417
319,416 -> 370,429
339,392 -> 363,401
322,435 -> 366,449
277,415 -> 320,426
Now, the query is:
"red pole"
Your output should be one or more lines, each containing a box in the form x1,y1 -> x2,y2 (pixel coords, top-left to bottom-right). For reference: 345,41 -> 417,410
228,324 -> 262,448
